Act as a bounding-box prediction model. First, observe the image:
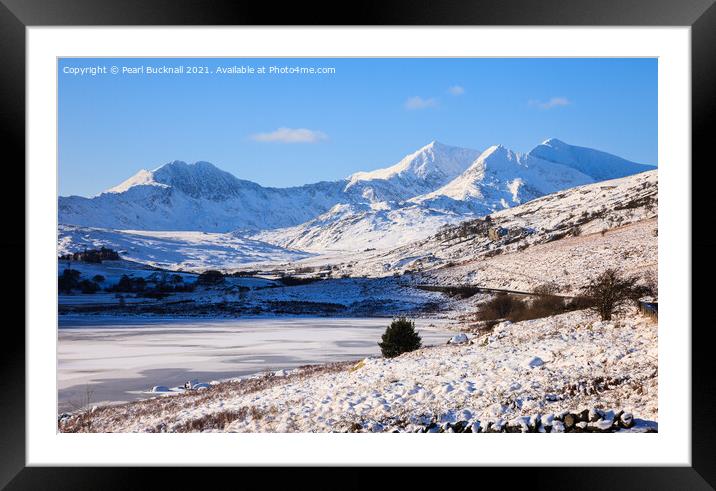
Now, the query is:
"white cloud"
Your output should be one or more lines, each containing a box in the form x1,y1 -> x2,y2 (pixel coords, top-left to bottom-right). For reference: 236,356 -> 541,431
250,127 -> 328,143
404,96 -> 439,110
529,97 -> 571,110
448,85 -> 465,96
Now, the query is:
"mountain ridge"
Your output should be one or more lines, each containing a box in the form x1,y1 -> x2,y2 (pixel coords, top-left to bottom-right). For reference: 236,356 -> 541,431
59,139 -> 655,243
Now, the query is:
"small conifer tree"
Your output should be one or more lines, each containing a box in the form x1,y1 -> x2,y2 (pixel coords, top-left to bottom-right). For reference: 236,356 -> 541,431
379,317 -> 422,358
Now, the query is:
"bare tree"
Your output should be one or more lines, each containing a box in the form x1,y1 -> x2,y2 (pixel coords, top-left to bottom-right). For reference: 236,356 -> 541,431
581,269 -> 653,321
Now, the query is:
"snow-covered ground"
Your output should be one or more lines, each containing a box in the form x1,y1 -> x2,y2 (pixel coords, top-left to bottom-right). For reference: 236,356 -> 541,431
56,148 -> 659,433
59,308 -> 657,432
419,218 -> 657,296
58,225 -> 311,271
253,203 -> 468,252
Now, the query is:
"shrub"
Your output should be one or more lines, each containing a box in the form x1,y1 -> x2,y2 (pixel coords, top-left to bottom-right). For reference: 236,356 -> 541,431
174,282 -> 196,292
137,291 -> 171,300
278,276 -> 320,286
92,275 -> 105,283
58,269 -> 82,293
477,290 -> 585,323
58,247 -> 120,263
477,293 -> 524,321
379,317 -> 422,358
114,275 -> 133,292
520,294 -> 565,320
197,270 -> 224,286
78,279 -> 100,294
107,274 -> 147,293
565,295 -> 595,311
580,269 -> 653,320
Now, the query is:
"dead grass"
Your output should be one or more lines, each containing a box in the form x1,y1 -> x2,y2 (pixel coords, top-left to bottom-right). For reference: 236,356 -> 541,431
169,406 -> 277,432
475,292 -> 593,324
58,361 -> 355,433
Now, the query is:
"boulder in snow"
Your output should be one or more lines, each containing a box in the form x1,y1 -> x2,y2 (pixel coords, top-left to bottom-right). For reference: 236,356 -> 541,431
526,356 -> 545,368
448,333 -> 469,345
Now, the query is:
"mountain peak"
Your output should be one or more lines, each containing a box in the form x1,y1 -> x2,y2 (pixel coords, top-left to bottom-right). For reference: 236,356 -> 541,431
475,144 -> 515,165
483,144 -> 508,154
153,160 -> 221,173
347,141 -> 481,189
424,140 -> 448,149
540,137 -> 566,147
151,160 -> 247,200
528,139 -> 654,180
104,168 -> 166,195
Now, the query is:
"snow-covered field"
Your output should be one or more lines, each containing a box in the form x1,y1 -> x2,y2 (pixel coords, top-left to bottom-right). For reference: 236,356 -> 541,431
59,308 -> 657,432
58,317 -> 454,412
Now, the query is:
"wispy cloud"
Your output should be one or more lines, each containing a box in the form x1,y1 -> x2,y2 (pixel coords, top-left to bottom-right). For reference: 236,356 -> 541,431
529,97 -> 571,110
250,127 -> 328,143
404,96 -> 439,110
447,85 -> 465,96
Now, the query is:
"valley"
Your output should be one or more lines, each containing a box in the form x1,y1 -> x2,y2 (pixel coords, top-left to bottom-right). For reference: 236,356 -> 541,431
56,137 -> 659,433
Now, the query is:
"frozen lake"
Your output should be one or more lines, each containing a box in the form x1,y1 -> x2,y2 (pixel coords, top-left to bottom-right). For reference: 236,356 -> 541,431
58,316 -> 455,412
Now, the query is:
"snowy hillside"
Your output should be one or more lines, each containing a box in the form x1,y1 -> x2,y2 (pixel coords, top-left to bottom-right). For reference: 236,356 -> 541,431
420,218 -> 657,296
332,170 -> 658,282
58,224 -> 311,271
254,202 -> 468,252
59,307 -> 658,433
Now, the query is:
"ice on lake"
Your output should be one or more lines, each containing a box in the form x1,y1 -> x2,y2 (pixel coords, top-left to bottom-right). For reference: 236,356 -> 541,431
58,316 -> 454,412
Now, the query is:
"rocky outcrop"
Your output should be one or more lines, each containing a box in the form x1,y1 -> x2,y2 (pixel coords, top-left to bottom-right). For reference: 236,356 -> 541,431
406,408 -> 655,433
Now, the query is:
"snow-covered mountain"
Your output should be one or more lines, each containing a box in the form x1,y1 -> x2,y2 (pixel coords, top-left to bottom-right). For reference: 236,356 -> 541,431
528,138 -> 652,181
254,202 -> 468,252
344,141 -> 481,203
59,138 -> 655,258
60,161 -> 347,232
339,169 -> 658,280
410,144 -> 595,214
255,140 -> 654,252
58,142 -> 479,232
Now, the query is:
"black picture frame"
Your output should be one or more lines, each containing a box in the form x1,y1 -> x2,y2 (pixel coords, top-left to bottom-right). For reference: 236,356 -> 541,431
2,0 -> 713,488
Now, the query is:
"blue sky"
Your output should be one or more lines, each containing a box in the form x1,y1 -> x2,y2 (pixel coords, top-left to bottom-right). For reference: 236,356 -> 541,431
59,58 -> 657,197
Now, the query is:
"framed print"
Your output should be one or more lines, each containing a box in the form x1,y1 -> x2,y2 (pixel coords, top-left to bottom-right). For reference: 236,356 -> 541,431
3,0 -> 715,488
